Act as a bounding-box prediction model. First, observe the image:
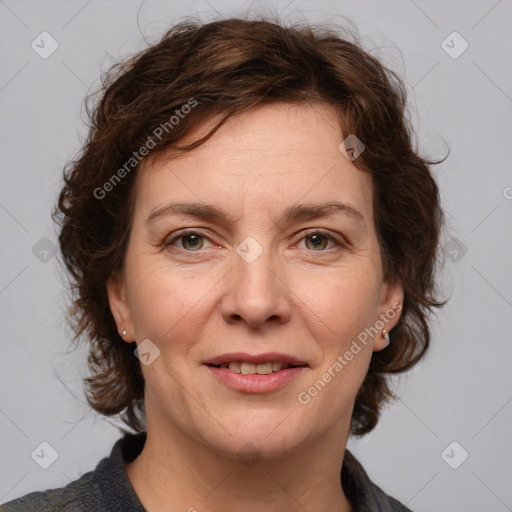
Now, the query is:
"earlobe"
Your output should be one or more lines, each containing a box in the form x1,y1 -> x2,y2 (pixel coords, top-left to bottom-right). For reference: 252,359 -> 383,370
373,279 -> 404,352
106,272 -> 134,342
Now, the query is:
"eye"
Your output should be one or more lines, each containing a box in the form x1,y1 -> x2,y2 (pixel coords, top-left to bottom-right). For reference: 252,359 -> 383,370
299,231 -> 344,251
163,229 -> 346,254
164,230 -> 214,252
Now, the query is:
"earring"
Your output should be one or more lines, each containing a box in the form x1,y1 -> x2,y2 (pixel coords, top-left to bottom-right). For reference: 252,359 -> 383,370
122,329 -> 127,336
382,329 -> 390,345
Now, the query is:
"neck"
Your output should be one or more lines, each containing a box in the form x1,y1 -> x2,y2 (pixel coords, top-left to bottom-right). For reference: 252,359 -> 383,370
125,415 -> 354,512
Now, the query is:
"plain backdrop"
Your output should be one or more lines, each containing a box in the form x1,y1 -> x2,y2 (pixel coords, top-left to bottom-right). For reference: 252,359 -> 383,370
1,1 -> 511,511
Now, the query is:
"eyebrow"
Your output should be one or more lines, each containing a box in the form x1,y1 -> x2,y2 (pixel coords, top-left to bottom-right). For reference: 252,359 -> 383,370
282,202 -> 366,228
147,201 -> 366,230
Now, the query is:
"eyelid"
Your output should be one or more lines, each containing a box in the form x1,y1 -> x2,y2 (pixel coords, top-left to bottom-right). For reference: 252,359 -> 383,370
163,227 -> 348,253
162,229 -> 218,251
295,228 -> 348,250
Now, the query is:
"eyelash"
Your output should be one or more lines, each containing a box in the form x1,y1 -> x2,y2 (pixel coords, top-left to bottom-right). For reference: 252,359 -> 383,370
162,229 -> 347,254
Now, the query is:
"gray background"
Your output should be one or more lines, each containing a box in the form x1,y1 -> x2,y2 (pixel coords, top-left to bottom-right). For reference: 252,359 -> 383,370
1,0 -> 511,510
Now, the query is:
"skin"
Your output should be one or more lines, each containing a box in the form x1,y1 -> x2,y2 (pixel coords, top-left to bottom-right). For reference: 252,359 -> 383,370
107,102 -> 404,512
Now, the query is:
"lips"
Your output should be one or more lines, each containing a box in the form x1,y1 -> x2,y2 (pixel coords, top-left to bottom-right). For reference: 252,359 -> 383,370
205,360 -> 307,393
203,353 -> 309,392
216,361 -> 299,374
203,352 -> 308,367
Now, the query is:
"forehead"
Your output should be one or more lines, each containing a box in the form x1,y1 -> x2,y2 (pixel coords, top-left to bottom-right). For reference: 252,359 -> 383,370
134,102 -> 373,222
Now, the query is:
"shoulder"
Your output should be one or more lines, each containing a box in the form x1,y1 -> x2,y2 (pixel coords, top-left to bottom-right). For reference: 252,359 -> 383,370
0,469 -> 98,511
1,431 -> 146,512
342,449 -> 413,512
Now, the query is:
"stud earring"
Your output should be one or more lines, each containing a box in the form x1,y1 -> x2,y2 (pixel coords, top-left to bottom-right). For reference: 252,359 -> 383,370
122,330 -> 127,336
382,329 -> 390,345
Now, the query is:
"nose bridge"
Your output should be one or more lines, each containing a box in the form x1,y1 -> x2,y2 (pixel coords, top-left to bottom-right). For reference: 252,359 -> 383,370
222,234 -> 290,327
235,240 -> 275,295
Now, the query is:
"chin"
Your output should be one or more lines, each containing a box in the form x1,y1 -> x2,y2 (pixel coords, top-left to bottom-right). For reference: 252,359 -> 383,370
196,411 -> 310,461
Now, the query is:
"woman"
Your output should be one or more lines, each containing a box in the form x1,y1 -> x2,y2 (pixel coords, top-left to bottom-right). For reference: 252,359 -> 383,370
1,16 -> 446,512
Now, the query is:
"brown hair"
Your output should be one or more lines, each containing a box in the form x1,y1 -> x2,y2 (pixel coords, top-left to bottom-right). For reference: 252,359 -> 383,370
55,16 -> 447,436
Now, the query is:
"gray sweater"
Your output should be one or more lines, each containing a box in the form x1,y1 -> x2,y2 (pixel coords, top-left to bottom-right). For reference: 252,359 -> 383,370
1,432 -> 412,511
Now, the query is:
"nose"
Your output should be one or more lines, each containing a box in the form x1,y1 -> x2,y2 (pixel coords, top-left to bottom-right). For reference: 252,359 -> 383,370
220,246 -> 291,329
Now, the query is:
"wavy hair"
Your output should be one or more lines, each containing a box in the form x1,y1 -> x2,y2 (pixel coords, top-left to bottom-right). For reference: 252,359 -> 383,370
54,16 -> 447,436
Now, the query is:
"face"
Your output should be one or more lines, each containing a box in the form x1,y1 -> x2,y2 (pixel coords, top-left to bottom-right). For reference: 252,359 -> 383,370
108,102 -> 403,459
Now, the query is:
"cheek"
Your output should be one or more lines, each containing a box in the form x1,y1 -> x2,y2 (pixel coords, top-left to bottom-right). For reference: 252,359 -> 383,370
289,264 -> 381,349
125,258 -> 220,353
292,271 -> 379,426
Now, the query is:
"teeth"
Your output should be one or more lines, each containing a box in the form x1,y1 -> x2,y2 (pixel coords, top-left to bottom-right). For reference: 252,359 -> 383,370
255,362 -> 273,374
240,362 -> 256,374
222,361 -> 293,374
228,361 -> 241,373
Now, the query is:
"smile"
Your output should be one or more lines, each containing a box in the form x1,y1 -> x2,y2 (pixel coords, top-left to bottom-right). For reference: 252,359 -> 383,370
205,364 -> 307,393
208,361 -> 305,374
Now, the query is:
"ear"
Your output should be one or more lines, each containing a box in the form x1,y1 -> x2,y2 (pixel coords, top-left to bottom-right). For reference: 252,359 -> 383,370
373,278 -> 404,352
106,271 -> 134,343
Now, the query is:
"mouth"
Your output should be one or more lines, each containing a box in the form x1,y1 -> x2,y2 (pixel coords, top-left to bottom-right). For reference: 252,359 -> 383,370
203,354 -> 308,393
202,352 -> 309,375
206,361 -> 307,374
